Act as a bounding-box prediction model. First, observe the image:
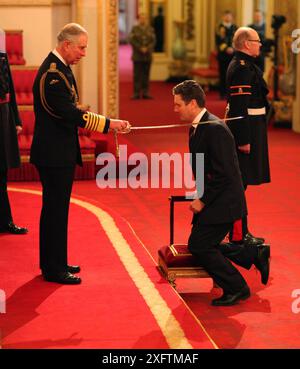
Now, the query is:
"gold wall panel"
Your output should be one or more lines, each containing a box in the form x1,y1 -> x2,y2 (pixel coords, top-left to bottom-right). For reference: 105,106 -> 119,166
0,0 -> 70,5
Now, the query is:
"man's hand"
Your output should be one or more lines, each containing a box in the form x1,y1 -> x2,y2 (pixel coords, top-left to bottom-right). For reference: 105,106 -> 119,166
16,126 -> 22,135
238,144 -> 250,154
110,119 -> 131,134
140,47 -> 148,54
189,199 -> 205,214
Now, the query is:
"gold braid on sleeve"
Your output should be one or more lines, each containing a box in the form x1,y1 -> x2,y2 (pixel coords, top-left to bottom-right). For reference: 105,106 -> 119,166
82,111 -> 107,133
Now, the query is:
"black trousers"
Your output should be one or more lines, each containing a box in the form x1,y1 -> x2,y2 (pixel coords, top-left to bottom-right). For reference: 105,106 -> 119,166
188,222 -> 257,294
36,166 -> 75,274
0,168 -> 13,228
133,61 -> 151,96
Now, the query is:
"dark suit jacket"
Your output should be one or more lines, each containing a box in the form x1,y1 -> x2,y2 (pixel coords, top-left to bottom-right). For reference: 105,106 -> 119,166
189,111 -> 247,225
30,52 -> 109,167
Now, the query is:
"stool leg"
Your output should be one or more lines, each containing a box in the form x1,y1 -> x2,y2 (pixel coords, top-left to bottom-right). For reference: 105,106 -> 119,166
168,273 -> 177,289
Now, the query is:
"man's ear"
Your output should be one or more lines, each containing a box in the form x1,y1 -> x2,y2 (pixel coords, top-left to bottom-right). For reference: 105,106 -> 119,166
63,40 -> 71,50
191,99 -> 198,109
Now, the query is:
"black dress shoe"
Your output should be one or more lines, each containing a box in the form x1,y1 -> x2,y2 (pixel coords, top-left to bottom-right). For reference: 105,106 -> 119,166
142,95 -> 153,99
232,232 -> 264,246
67,265 -> 81,274
0,221 -> 28,235
211,286 -> 250,306
244,232 -> 265,245
43,272 -> 81,284
254,245 -> 270,285
131,95 -> 140,100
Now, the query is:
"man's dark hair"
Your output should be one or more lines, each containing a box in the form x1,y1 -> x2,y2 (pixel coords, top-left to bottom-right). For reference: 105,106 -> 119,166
173,80 -> 206,107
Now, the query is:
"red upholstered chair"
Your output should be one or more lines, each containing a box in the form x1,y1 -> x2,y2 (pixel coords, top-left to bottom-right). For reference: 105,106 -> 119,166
7,107 -> 97,181
76,128 -> 97,179
7,107 -> 39,181
5,30 -> 26,65
11,67 -> 38,106
189,51 -> 219,91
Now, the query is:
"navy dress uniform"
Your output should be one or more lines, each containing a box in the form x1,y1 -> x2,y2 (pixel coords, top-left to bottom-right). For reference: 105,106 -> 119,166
226,51 -> 271,242
0,52 -> 28,234
31,52 -> 112,278
128,23 -> 156,99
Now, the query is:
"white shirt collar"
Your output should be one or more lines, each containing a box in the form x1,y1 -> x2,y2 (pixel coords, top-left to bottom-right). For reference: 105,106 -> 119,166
192,108 -> 207,128
52,48 -> 68,66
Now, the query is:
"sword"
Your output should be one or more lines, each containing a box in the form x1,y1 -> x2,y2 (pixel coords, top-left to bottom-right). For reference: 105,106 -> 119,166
128,116 -> 244,131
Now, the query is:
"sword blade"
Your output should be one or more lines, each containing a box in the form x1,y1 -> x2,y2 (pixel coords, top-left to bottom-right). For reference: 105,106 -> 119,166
130,116 -> 244,130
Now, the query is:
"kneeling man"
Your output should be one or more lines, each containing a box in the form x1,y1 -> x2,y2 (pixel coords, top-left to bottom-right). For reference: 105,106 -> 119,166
173,80 -> 270,306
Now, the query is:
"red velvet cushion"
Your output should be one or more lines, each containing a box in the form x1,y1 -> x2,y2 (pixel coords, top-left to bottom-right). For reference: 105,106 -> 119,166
19,110 -> 35,135
11,68 -> 38,105
158,244 -> 202,267
5,31 -> 26,66
78,135 -> 96,150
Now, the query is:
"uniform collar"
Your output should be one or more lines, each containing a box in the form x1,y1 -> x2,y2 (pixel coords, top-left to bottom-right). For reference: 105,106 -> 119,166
222,22 -> 232,28
234,51 -> 255,63
52,49 -> 68,66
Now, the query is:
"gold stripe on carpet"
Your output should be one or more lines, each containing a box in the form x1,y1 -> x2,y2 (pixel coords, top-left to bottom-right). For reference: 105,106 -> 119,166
8,187 -> 217,349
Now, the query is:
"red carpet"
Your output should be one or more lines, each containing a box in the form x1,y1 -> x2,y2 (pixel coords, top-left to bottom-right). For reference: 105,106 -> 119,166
1,45 -> 300,349
0,189 -> 216,349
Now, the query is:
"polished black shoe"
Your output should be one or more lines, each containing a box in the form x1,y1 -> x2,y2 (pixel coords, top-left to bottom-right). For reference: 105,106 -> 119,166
67,265 -> 81,274
131,94 -> 140,100
0,221 -> 28,235
244,232 -> 265,246
142,95 -> 153,99
232,232 -> 264,246
254,245 -> 270,285
43,272 -> 81,284
211,286 -> 250,306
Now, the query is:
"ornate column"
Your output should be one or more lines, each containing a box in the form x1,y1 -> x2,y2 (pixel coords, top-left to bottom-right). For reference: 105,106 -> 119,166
239,0 -> 253,26
98,0 -> 119,117
75,0 -> 119,116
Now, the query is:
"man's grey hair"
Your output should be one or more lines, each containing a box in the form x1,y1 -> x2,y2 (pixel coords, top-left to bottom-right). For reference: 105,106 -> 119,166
232,27 -> 252,50
57,23 -> 87,44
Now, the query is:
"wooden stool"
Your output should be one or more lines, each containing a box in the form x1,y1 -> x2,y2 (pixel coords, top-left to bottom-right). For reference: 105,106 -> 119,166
158,244 -> 213,288
157,196 -> 215,289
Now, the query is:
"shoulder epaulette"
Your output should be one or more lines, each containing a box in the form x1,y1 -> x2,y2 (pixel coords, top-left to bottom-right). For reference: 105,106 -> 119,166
39,63 -> 77,119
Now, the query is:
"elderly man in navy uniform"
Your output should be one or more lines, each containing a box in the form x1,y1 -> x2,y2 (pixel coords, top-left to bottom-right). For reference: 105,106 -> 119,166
128,13 -> 156,100
226,27 -> 270,246
30,23 -> 130,284
0,51 -> 28,235
215,10 -> 237,99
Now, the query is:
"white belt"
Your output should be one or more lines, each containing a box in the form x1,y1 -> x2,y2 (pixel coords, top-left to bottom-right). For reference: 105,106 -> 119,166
248,107 -> 266,115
